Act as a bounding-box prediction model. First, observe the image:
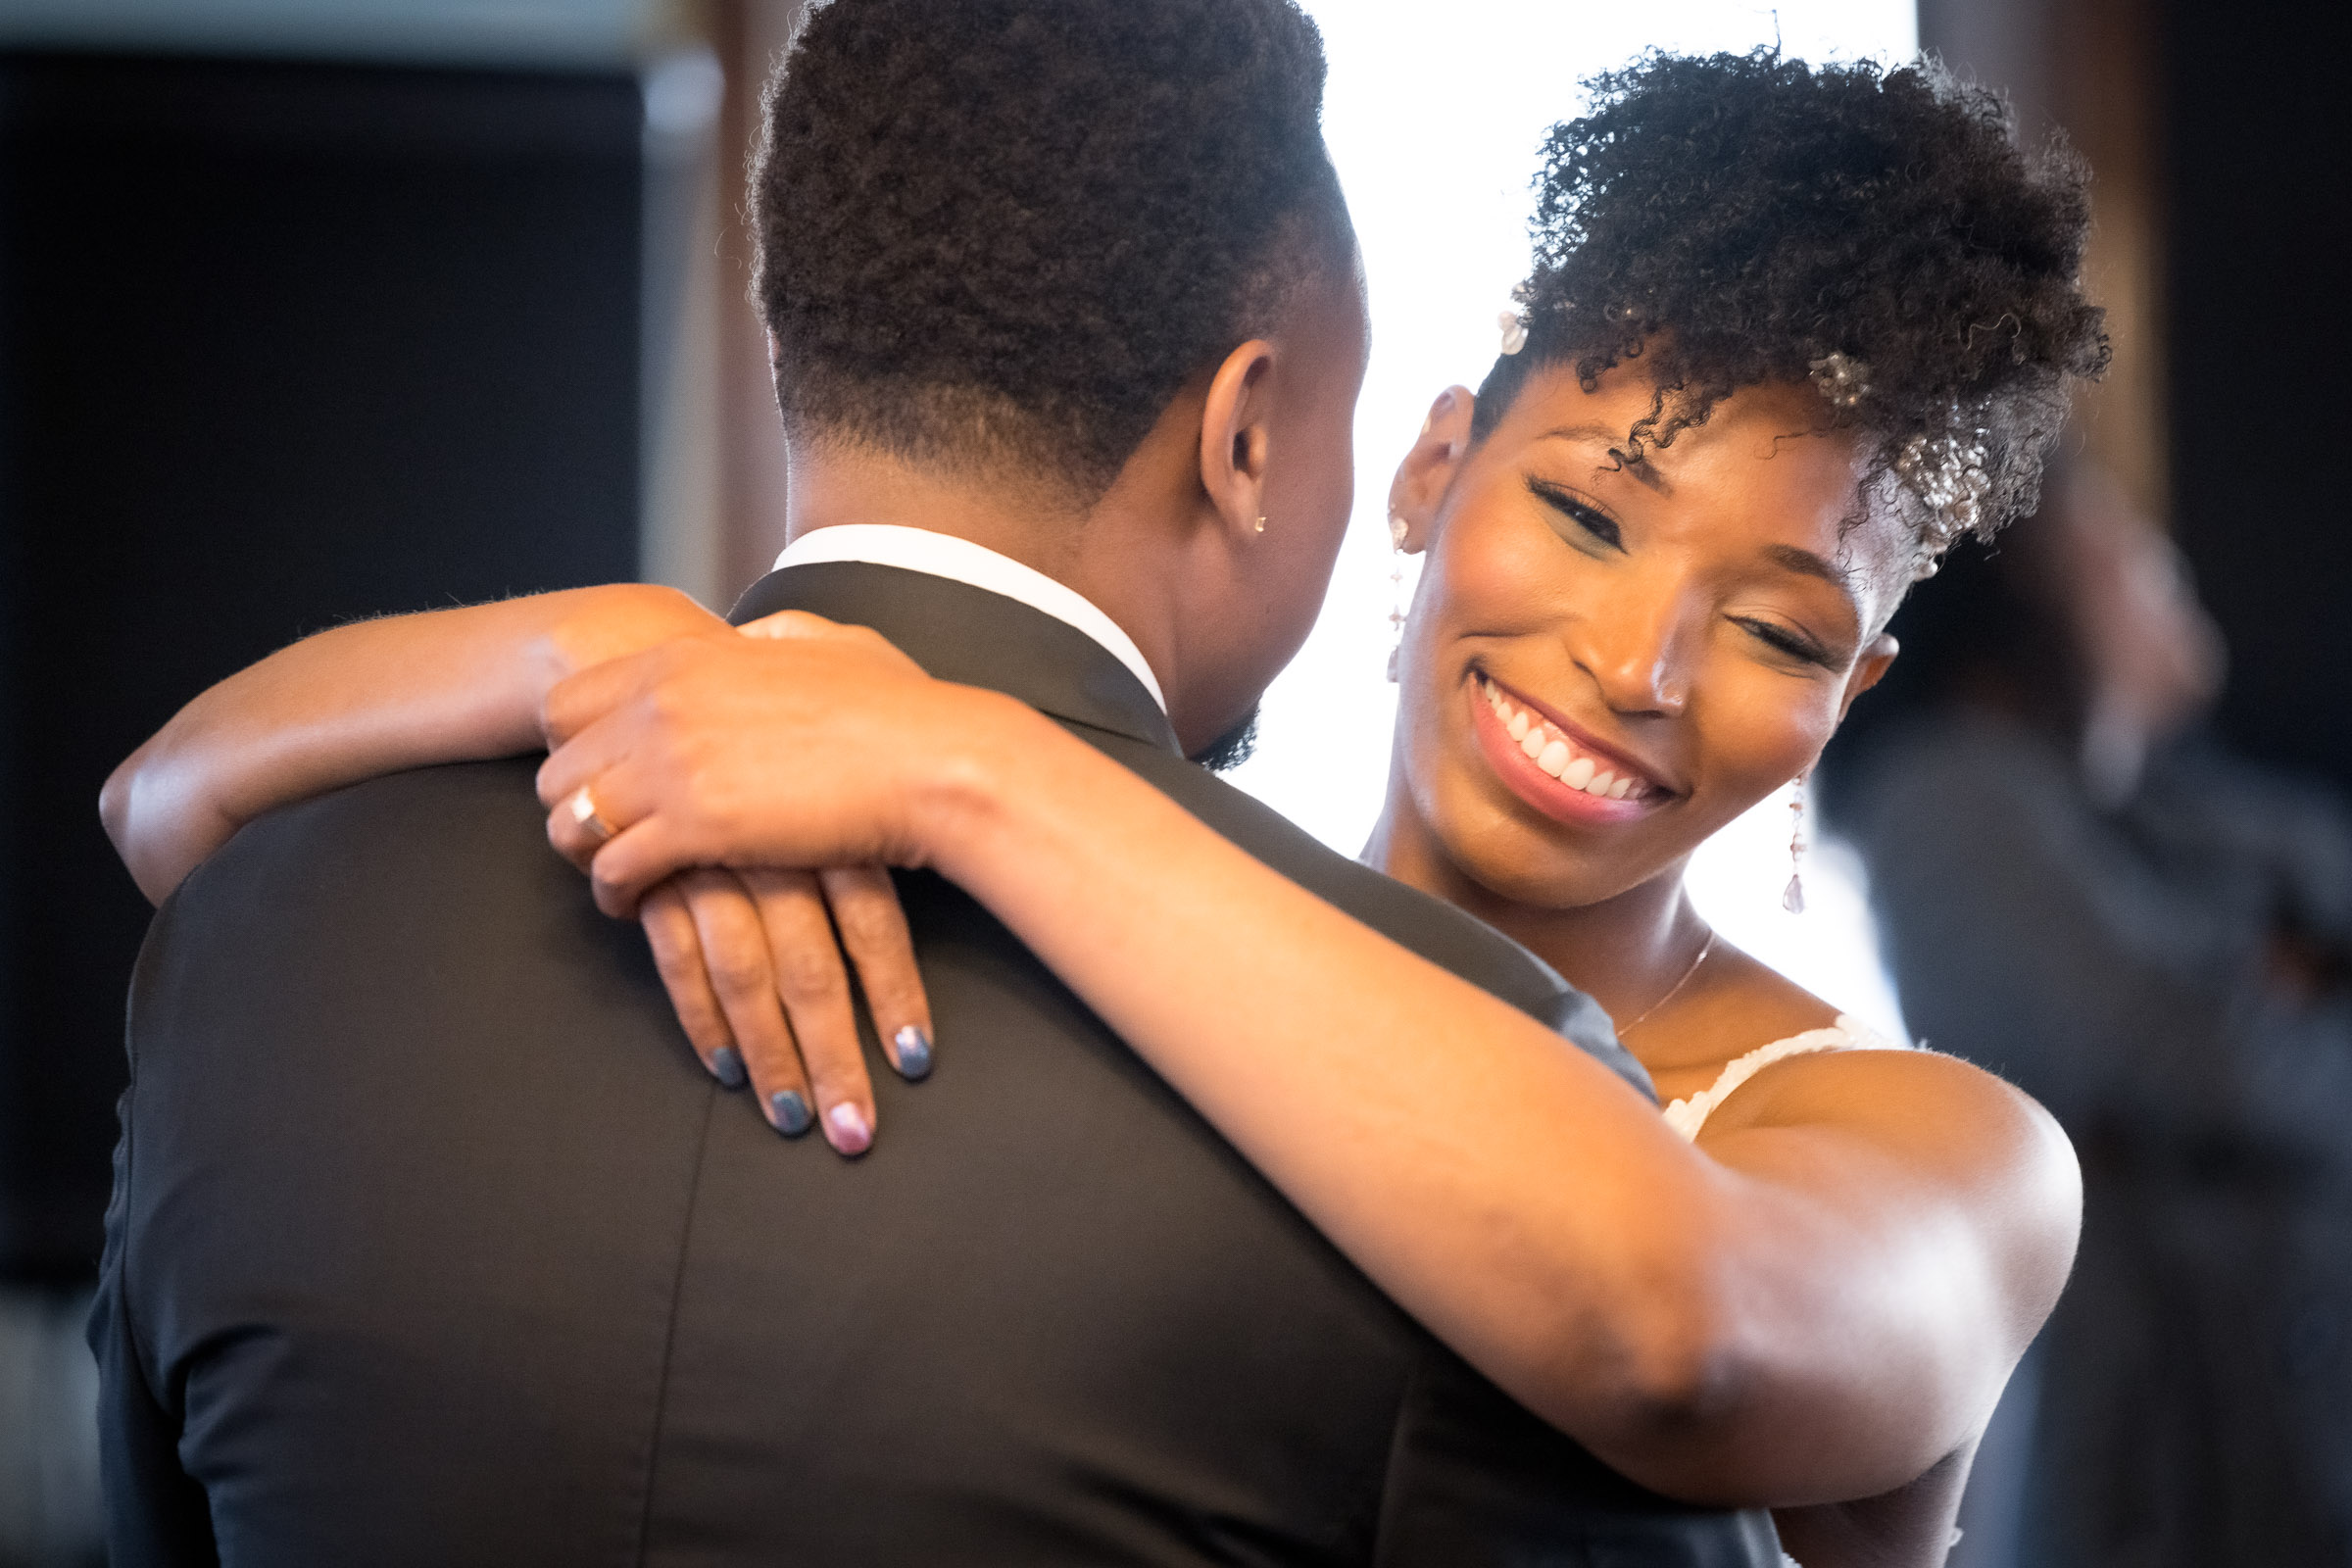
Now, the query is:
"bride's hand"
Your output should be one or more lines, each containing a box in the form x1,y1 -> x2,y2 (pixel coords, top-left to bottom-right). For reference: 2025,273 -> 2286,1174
534,612 -> 1018,912
538,612 -> 979,1152
639,865 -> 932,1155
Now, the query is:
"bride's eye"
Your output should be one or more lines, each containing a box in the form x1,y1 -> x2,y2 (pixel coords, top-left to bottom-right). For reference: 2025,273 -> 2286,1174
1526,477 -> 1624,551
1736,617 -> 1834,668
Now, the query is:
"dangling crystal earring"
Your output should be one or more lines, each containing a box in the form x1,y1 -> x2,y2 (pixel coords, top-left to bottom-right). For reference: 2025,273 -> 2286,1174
1782,771 -> 1810,913
1387,512 -> 1409,683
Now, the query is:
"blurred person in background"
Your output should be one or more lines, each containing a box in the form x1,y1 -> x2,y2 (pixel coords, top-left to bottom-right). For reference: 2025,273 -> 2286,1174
1820,463 -> 2352,1565
0,1289 -> 100,1568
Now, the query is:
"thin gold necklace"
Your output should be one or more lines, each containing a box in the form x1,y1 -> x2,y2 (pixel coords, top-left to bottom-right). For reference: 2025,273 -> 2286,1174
1618,929 -> 1718,1038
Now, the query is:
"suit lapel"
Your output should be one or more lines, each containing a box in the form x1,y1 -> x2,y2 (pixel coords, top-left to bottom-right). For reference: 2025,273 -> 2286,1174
729,562 -> 1182,756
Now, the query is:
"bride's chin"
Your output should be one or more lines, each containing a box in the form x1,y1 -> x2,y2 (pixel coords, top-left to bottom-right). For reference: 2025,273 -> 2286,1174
1431,797 -> 1635,911
1402,747 -> 1670,909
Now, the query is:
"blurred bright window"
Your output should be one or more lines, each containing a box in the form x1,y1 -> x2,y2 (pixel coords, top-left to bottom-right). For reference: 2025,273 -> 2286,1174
1227,0 -> 1918,1038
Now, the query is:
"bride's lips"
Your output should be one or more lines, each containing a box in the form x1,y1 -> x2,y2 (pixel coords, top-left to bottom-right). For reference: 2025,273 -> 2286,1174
1466,671 -> 1676,827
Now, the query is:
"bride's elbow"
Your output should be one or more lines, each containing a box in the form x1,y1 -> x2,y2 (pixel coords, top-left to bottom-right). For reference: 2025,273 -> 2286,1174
1599,1301 -> 1750,1446
99,749 -> 195,906
99,751 -> 150,866
1528,1253 -> 1756,1472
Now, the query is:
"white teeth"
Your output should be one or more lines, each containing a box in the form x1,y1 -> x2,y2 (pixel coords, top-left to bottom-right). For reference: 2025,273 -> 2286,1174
1484,675 -> 1652,803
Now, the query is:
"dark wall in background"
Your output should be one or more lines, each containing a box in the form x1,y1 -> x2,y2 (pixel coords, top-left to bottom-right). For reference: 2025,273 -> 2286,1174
0,53 -> 646,1279
2165,1 -> 2352,795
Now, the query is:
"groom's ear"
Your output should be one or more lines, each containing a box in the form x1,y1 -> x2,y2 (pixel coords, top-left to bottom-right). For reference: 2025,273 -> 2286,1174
1196,337 -> 1280,543
1385,385 -> 1475,552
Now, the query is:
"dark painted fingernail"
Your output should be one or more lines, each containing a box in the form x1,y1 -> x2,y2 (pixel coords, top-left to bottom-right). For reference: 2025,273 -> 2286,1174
893,1025 -> 933,1081
710,1046 -> 748,1090
767,1090 -> 812,1137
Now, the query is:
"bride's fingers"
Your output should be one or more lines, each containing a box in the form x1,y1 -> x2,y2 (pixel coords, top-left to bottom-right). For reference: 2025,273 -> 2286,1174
536,709 -> 638,814
819,867 -> 934,1082
738,612 -> 928,681
639,880 -> 747,1090
734,609 -> 845,641
585,814 -> 694,917
541,724 -> 665,874
544,763 -> 651,875
546,785 -> 610,872
678,869 -> 818,1139
540,644 -> 666,748
742,868 -> 878,1157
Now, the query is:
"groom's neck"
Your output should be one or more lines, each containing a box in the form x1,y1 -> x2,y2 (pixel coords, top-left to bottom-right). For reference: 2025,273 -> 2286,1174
782,438 -> 1090,578
780,419 -> 1230,752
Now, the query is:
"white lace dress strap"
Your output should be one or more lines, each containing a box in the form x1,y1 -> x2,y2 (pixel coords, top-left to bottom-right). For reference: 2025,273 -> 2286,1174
1660,1014 -> 1907,1142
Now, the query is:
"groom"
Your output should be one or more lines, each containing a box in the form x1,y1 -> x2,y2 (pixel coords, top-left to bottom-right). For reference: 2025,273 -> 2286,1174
93,1 -> 1778,1561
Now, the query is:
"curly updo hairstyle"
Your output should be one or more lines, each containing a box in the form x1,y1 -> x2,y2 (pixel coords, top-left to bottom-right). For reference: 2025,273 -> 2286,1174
1475,50 -> 2110,573
753,0 -> 1353,503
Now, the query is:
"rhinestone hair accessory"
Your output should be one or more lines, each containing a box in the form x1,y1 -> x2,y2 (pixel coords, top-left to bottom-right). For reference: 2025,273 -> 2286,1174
1804,355 -> 1993,580
1807,352 -> 1872,410
1892,418 -> 1993,579
1503,285 -> 2001,579
1497,279 -> 1536,356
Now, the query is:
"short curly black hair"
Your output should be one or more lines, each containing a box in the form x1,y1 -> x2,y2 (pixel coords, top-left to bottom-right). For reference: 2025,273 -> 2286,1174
753,0 -> 1352,501
1474,51 -> 2110,570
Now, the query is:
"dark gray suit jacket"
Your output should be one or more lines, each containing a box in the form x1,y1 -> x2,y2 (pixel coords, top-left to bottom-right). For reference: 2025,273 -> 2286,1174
91,562 -> 1782,1566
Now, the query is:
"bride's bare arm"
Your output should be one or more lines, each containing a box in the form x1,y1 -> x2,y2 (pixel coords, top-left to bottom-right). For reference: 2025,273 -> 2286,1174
101,586 -> 933,1154
102,584 -> 722,904
541,622 -> 2081,1511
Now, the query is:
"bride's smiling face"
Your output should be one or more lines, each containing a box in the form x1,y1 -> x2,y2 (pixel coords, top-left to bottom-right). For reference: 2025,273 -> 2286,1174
1388,361 -> 1907,911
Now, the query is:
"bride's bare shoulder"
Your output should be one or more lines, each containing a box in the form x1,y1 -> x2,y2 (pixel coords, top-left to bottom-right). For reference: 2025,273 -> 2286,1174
1637,940 -> 1859,1097
1649,942 -> 2053,1147
1681,945 -> 2073,1184
1696,941 -> 1853,1046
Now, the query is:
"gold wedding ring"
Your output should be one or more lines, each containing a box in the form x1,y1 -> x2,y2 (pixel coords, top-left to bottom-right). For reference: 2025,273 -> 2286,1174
568,785 -> 616,844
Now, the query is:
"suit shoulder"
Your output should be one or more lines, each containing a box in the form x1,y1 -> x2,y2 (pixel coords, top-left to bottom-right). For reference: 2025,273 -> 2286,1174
150,757 -> 644,1026
169,758 -> 559,922
200,757 -> 550,874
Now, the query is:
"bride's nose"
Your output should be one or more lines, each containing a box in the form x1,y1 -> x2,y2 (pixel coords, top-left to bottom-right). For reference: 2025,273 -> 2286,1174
1563,590 -> 1693,718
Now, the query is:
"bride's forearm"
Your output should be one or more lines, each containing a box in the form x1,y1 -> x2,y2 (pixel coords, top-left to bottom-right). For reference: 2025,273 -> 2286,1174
920,711 -> 1745,1456
104,583 -> 718,904
911,710 -> 2048,1508
545,636 -> 2054,1505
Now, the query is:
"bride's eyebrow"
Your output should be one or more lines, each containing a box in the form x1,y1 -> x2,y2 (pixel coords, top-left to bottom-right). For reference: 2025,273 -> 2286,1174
1534,425 -> 1670,493
1760,542 -> 1862,615
1537,423 -> 1621,445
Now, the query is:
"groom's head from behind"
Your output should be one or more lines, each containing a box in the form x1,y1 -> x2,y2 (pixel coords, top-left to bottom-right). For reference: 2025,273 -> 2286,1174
752,0 -> 1366,757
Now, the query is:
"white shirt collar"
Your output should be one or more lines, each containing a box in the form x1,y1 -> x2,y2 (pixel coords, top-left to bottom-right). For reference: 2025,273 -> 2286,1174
771,524 -> 1167,713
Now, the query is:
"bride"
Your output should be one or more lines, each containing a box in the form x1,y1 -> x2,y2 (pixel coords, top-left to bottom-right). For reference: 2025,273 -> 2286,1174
106,51 -> 2105,1568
